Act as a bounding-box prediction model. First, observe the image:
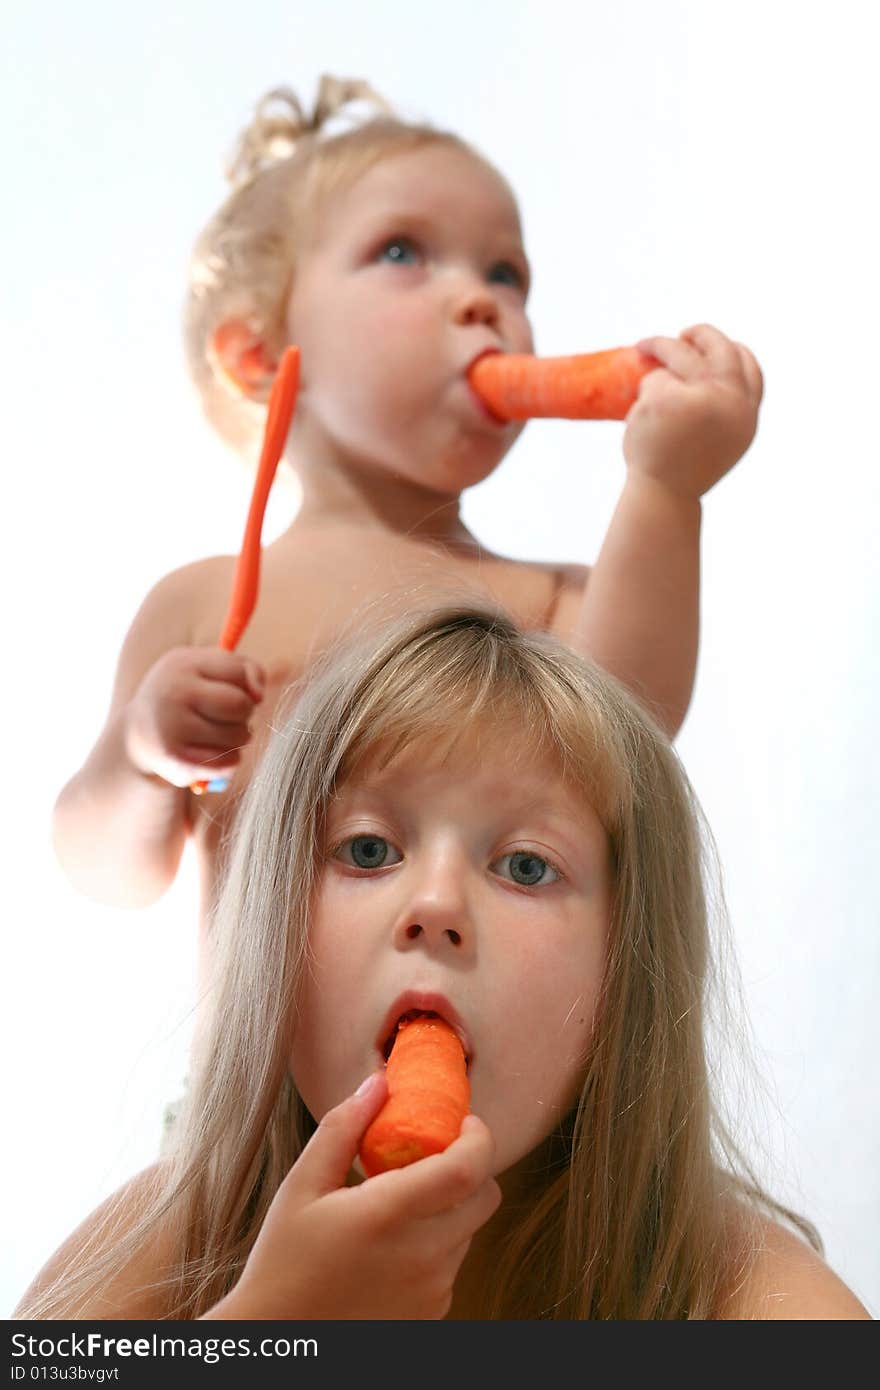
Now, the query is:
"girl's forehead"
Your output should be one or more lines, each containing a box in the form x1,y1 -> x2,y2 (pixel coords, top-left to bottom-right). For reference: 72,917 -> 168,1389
333,726 -> 613,862
311,142 -> 523,242
340,723 -> 589,808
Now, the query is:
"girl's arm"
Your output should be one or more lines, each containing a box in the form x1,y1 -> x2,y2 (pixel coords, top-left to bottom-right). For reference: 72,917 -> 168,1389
572,475 -> 700,737
572,324 -> 763,739
52,565 -> 197,908
13,1166 -> 175,1320
52,557 -> 263,908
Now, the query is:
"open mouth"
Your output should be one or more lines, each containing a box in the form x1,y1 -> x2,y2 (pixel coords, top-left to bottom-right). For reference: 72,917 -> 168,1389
381,1008 -> 472,1072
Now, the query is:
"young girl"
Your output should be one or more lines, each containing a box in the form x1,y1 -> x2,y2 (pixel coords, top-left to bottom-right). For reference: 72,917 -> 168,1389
20,606 -> 867,1319
51,76 -> 763,1004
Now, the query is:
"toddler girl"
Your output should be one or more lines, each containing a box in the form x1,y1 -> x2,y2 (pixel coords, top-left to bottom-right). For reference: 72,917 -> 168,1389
52,77 -> 763,997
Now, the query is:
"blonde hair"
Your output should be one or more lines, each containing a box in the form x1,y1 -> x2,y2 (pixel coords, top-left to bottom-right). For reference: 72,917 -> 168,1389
184,76 -> 491,460
24,604 -> 818,1319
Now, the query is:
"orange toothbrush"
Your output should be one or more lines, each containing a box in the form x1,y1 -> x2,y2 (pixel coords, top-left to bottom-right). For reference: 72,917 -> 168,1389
191,345 -> 300,794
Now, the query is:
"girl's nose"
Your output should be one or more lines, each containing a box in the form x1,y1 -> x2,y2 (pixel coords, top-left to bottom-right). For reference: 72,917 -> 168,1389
397,916 -> 466,950
391,853 -> 474,955
452,281 -> 500,331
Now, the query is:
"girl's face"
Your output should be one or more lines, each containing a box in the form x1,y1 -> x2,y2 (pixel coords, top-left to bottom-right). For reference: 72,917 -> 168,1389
291,729 -> 612,1177
285,144 -> 535,495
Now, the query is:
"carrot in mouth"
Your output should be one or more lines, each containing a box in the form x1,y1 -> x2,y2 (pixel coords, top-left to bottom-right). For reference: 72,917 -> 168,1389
359,1015 -> 470,1176
468,345 -> 658,421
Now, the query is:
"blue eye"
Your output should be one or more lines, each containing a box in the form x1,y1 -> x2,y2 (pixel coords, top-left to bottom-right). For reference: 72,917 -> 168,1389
488,261 -> 523,289
379,237 -> 421,266
493,851 -> 559,887
335,835 -> 402,870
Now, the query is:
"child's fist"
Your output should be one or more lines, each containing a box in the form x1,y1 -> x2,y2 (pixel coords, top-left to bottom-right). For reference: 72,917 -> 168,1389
208,1073 -> 500,1321
623,324 -> 763,499
123,647 -> 266,787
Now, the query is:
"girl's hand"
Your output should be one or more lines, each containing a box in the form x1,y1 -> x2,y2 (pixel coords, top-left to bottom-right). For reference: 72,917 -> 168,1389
123,647 -> 266,787
623,324 -> 763,500
208,1072 -> 501,1321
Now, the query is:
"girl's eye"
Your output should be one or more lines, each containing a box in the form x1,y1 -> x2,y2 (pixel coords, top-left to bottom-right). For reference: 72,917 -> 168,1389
493,851 -> 559,887
488,260 -> 526,290
378,237 -> 421,266
335,835 -> 402,870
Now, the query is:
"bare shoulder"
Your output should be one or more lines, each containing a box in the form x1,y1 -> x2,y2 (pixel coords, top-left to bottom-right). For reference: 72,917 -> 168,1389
14,1164 -> 179,1320
128,554 -> 234,641
721,1212 -> 872,1320
109,554 -> 235,707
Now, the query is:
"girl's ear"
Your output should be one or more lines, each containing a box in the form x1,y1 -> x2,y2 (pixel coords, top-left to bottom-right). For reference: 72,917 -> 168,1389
210,318 -> 279,399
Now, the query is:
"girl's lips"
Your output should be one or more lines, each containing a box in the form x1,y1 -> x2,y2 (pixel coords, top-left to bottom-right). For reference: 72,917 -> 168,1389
466,346 -> 502,373
376,991 -> 473,1068
465,348 -> 508,426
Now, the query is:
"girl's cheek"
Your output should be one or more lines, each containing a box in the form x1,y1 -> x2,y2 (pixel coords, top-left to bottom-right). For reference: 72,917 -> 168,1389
378,294 -> 437,336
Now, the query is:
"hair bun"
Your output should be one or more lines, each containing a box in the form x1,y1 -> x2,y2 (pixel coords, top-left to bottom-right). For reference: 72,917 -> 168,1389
226,75 -> 394,189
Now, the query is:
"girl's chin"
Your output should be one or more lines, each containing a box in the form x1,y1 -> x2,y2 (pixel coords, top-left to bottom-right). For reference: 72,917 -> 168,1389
473,1092 -> 575,1178
432,446 -> 512,493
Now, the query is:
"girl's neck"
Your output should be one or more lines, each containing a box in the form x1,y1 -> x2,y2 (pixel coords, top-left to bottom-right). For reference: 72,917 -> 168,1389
446,1155 -> 539,1320
289,443 -> 477,548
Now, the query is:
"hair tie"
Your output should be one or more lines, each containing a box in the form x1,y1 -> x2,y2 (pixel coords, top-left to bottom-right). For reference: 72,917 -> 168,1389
310,74 -> 394,129
226,76 -> 394,189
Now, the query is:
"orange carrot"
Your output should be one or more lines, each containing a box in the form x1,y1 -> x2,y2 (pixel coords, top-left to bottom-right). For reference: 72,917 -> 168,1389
190,345 -> 300,795
359,1015 -> 470,1176
468,345 -> 658,421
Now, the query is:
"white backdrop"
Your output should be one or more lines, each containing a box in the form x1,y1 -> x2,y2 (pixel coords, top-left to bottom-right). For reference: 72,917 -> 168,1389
3,0 -> 877,1316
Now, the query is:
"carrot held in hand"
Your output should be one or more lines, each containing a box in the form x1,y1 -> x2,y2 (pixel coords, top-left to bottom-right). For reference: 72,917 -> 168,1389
359,1015 -> 470,1176
190,345 -> 300,795
468,345 -> 659,421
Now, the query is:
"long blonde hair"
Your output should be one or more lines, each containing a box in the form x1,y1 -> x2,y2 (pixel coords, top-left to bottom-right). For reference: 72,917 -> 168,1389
25,604 -> 818,1318
184,76 -> 495,459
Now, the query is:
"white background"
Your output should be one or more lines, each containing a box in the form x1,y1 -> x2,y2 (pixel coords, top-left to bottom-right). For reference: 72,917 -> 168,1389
3,0 -> 877,1316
